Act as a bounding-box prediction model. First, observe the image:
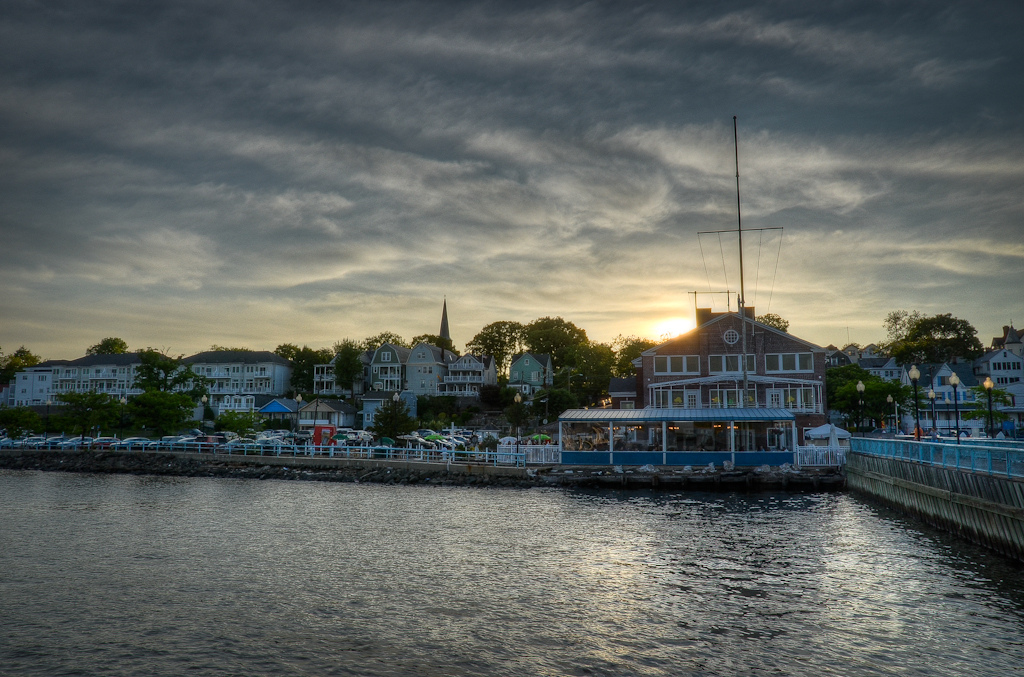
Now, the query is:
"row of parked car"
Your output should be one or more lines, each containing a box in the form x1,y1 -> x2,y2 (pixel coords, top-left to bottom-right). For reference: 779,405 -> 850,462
0,428 -> 500,453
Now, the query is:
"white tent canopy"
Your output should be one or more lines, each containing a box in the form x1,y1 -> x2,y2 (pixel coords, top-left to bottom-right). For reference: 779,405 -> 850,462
804,424 -> 852,440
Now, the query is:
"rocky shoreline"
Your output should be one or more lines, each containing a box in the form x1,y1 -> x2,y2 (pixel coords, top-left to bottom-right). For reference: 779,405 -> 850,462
0,449 -> 846,491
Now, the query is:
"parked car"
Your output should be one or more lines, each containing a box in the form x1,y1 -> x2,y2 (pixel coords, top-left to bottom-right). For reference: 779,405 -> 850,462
111,437 -> 151,450
60,436 -> 94,449
91,437 -> 120,449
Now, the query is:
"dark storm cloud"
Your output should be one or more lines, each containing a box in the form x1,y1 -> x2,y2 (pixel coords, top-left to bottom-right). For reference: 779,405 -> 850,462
1,1 -> 1021,356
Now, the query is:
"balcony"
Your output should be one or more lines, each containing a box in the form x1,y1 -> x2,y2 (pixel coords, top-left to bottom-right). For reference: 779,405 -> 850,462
444,374 -> 484,383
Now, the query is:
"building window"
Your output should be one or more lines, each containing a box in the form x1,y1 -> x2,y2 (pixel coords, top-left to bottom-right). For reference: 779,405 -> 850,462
709,355 -> 755,373
653,355 -> 700,374
723,329 -> 740,345
765,353 -> 813,372
621,401 -> 635,410
381,352 -> 392,362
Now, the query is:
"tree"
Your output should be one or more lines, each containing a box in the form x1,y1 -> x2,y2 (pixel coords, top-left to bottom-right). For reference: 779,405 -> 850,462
479,384 -> 515,409
888,313 -> 984,365
129,391 -> 198,437
524,317 -> 588,368
276,345 -> 333,393
963,384 -> 1012,432
411,334 -> 458,355
612,334 -> 657,377
56,391 -> 120,436
530,388 -> 578,419
359,332 -> 408,351
561,341 -> 615,406
86,337 -> 129,355
881,310 -> 925,348
0,346 -> 42,384
134,349 -> 209,399
331,338 -> 365,396
209,345 -> 253,352
0,407 -> 42,438
466,321 -> 526,376
756,313 -> 789,333
368,397 -> 417,441
215,410 -> 265,436
504,397 -> 530,437
825,364 -> 912,430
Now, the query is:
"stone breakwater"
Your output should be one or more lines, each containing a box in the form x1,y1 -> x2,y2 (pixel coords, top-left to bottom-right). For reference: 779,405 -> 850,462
0,449 -> 845,491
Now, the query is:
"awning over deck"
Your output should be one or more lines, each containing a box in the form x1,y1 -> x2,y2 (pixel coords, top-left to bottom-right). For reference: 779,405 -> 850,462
557,407 -> 795,423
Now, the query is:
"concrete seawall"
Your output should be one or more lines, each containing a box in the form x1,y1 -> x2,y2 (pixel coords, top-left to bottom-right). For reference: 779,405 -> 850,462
0,448 -> 844,491
846,451 -> 1024,562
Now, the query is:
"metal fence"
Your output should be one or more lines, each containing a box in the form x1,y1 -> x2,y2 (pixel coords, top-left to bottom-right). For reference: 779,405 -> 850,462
795,445 -> 846,468
5,440 -> 528,467
497,444 -> 560,465
851,438 -> 1024,480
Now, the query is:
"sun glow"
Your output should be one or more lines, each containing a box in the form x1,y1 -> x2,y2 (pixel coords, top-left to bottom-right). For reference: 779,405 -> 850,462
652,317 -> 694,341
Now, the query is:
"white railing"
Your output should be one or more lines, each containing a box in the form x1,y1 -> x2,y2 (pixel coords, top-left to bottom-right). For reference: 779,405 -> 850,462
444,374 -> 484,383
796,445 -> 846,467
497,444 -> 560,464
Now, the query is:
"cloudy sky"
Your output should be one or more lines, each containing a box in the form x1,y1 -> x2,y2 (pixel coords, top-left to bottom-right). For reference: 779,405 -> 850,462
2,1 -> 1022,360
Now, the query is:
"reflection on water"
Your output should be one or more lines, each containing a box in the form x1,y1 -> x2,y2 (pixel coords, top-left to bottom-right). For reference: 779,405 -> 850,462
0,470 -> 1021,676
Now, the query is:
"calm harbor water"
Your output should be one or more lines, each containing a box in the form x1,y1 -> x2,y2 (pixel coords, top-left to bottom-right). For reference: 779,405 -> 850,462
1,469 -> 1022,676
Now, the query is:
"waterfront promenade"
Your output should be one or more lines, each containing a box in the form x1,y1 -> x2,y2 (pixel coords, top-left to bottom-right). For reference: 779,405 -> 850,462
847,437 -> 1024,561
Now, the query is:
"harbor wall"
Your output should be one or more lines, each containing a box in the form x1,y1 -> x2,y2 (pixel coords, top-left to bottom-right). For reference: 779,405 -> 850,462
846,450 -> 1024,562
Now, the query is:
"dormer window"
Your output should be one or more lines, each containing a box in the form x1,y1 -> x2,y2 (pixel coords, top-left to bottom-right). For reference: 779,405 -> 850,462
381,351 -> 392,362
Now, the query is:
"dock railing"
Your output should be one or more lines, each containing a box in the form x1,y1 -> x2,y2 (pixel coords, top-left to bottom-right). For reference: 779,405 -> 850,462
12,440 -> 527,467
851,438 -> 1024,480
796,445 -> 846,468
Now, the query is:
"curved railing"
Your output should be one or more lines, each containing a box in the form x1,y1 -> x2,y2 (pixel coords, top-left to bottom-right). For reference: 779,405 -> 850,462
851,437 -> 1024,480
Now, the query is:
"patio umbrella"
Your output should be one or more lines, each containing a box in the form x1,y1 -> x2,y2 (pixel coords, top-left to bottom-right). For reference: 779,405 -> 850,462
530,434 -> 551,441
379,437 -> 395,446
424,434 -> 446,441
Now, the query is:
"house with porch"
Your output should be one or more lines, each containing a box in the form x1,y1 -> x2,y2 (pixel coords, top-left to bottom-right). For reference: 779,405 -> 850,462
368,343 -> 411,393
509,353 -> 553,395
183,350 -> 292,414
297,398 -> 357,430
406,342 -> 458,396
439,353 -> 497,397
560,308 -> 827,461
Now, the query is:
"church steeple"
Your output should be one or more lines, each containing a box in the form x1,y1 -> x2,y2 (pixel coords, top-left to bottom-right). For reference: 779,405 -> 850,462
439,298 -> 450,342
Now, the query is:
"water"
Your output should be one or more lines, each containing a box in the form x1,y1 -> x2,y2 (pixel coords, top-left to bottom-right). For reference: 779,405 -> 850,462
1,470 -> 1022,676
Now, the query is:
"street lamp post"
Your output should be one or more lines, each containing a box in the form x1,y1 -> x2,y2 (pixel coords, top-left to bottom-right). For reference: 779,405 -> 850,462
514,391 -> 522,463
928,388 -> 936,437
950,373 -> 961,444
943,394 -> 951,435
856,381 -> 865,433
886,394 -> 893,433
119,397 -> 127,440
45,398 -> 51,440
983,376 -> 994,438
295,393 -> 303,434
909,365 -> 921,440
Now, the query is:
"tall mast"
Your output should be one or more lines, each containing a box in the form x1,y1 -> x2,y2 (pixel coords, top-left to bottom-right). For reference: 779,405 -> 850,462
734,116 -> 749,404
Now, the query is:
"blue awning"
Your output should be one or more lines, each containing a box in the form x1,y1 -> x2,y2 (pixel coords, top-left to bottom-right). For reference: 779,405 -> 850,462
558,407 -> 795,423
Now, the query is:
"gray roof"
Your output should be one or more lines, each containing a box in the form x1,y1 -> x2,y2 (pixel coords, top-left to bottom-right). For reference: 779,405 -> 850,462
558,407 -> 795,423
608,376 -> 637,394
510,352 -> 552,368
184,350 -> 290,366
66,353 -> 144,367
298,398 -> 356,414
